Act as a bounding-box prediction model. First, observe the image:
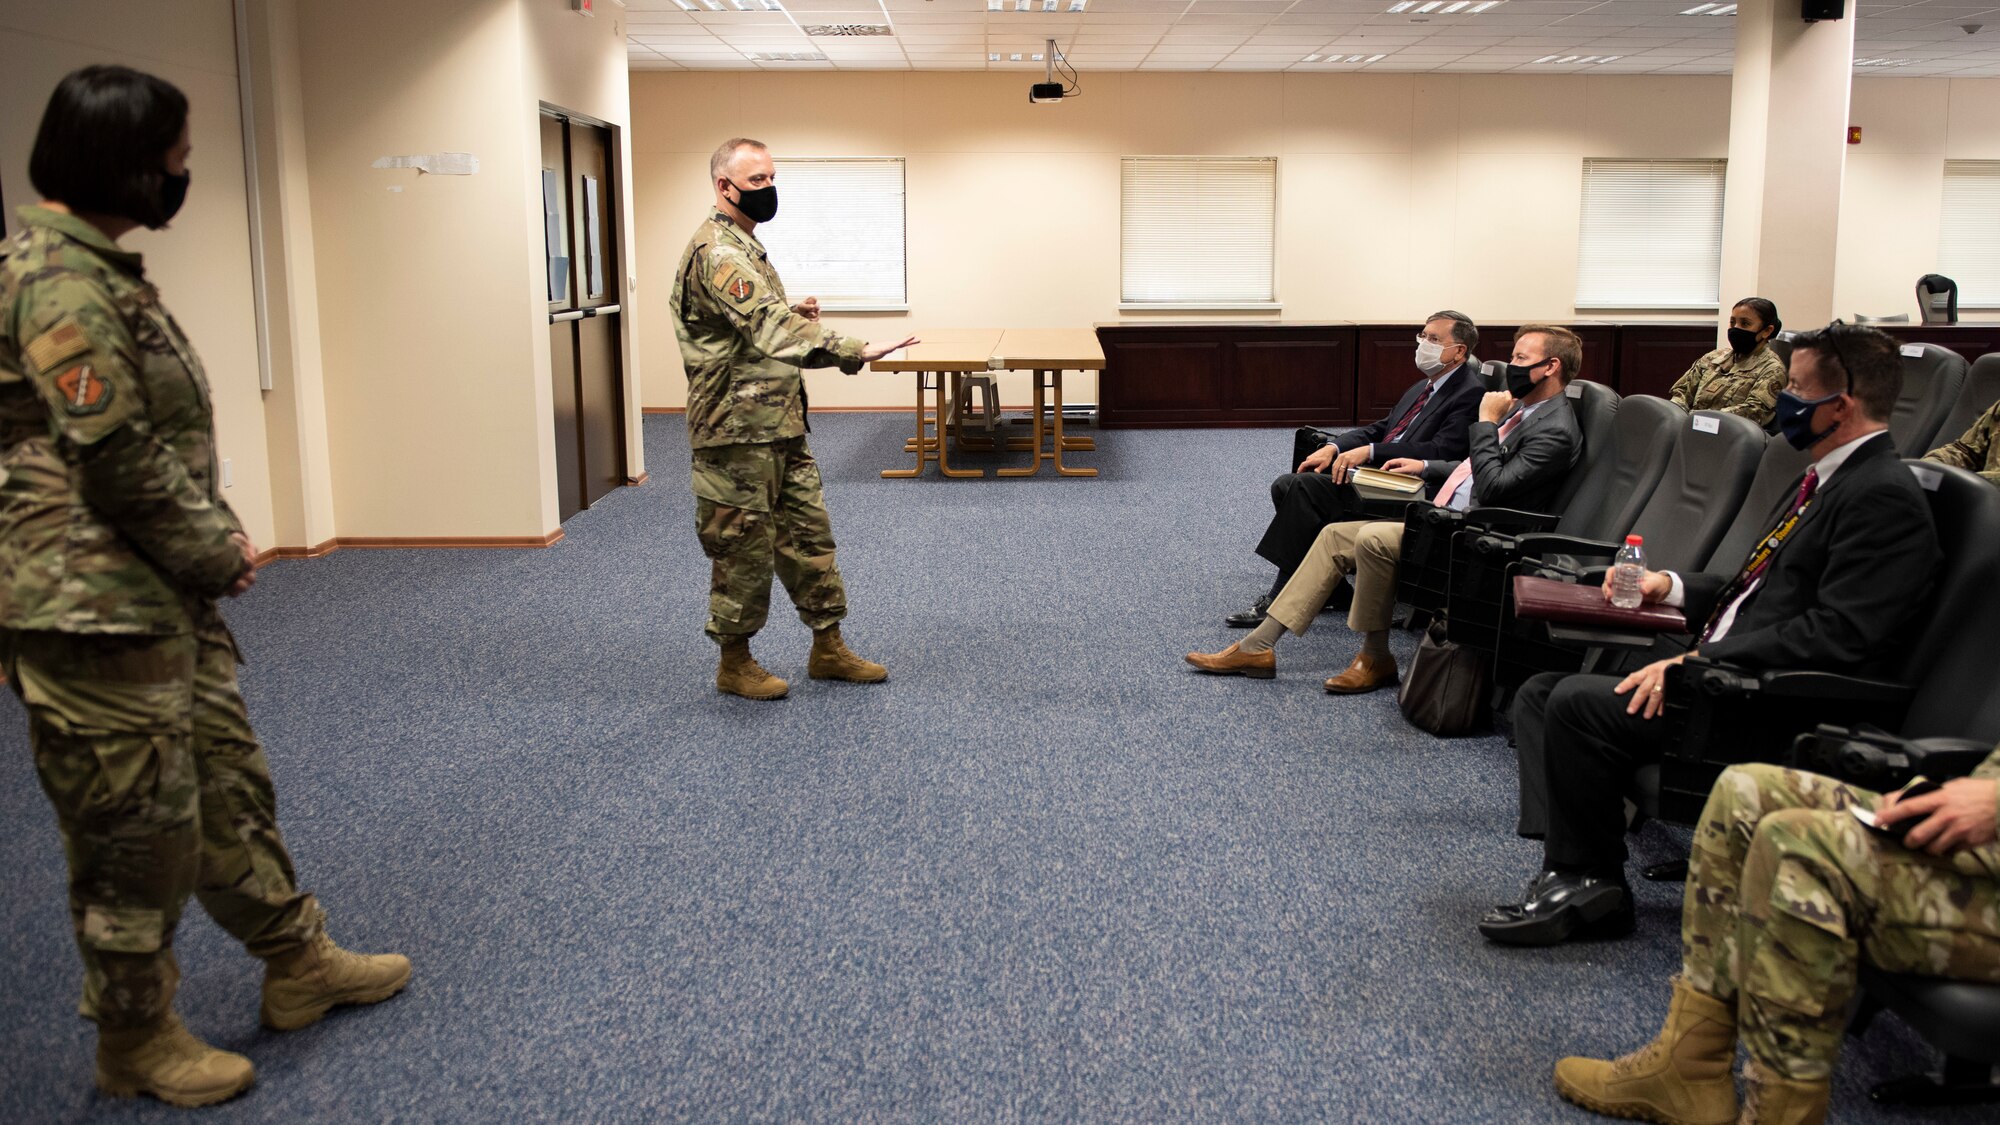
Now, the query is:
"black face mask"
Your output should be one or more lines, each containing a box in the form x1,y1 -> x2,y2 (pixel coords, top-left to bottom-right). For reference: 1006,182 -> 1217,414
727,179 -> 778,223
142,170 -> 190,230
1504,358 -> 1547,398
1727,326 -> 1761,356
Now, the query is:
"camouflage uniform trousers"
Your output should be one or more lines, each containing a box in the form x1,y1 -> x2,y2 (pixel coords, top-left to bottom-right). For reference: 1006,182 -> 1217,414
692,436 -> 847,640
5,605 -> 322,1029
1680,763 -> 2000,1081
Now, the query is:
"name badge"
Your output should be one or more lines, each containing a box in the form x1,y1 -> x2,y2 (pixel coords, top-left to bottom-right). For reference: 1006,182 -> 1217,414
1900,344 -> 1925,358
1691,415 -> 1720,434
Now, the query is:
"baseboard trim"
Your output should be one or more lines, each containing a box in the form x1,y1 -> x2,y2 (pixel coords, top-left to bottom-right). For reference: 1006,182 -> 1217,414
626,471 -> 650,485
338,532 -> 565,550
254,530 -> 562,565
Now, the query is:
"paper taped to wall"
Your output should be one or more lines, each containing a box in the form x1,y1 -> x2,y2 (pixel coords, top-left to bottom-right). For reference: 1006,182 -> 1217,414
372,152 -> 480,176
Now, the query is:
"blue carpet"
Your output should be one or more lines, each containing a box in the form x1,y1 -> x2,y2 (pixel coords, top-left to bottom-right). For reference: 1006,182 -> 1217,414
0,412 -> 1981,1121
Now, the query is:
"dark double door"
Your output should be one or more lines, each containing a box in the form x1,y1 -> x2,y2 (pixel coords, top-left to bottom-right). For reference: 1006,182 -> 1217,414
542,110 -> 627,522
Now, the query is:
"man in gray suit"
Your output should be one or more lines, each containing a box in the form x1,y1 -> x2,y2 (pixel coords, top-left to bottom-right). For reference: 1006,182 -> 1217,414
1186,325 -> 1586,694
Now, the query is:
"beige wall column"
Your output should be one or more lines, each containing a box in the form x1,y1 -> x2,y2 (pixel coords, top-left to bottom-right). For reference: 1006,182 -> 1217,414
1718,0 -> 1857,336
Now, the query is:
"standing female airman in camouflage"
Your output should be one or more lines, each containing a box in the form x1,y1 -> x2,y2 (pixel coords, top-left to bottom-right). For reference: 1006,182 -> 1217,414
1,67 -> 408,1107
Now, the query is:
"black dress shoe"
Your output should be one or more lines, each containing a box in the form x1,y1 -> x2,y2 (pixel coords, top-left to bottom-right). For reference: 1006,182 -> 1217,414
1225,594 -> 1274,628
1477,870 -> 1634,946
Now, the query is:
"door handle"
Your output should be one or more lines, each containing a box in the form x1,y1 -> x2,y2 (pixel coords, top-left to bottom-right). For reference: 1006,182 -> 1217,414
587,304 -> 621,317
550,310 -> 585,323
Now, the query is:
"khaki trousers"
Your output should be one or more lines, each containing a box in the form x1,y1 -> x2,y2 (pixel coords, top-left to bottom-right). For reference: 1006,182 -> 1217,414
1265,519 -> 1404,636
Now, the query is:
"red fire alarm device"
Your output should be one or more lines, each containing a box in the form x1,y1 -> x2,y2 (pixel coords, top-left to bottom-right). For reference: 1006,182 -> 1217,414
1848,125 -> 1862,144
572,0 -> 594,13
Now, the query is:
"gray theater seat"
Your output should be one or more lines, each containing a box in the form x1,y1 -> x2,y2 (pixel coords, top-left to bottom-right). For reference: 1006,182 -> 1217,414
1889,342 -> 1969,456
1928,351 -> 2000,455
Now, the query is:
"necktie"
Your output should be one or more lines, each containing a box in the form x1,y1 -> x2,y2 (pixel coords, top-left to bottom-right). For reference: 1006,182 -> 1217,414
1382,384 -> 1433,443
1699,467 -> 1819,642
1432,409 -> 1526,508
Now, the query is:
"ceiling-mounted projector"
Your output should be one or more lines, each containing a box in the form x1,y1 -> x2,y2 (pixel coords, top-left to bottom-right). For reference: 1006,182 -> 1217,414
1029,39 -> 1080,103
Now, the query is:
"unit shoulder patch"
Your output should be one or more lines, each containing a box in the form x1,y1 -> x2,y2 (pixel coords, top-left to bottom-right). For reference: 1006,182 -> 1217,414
53,364 -> 111,415
711,262 -> 758,311
23,318 -> 91,375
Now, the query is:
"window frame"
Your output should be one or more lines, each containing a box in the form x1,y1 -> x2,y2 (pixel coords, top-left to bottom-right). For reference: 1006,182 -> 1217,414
1118,154 -> 1282,312
757,155 -> 909,313
1939,160 -> 2000,309
1573,157 -> 1729,313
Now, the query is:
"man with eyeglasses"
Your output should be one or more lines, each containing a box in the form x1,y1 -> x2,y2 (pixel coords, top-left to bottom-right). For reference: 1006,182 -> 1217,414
1482,323 -> 1944,950
1224,311 -> 1486,629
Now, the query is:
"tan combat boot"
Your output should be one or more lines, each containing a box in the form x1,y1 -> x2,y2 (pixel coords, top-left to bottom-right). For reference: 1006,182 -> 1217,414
261,933 -> 412,1031
1554,977 -> 1739,1125
717,638 -> 789,700
96,1013 -> 256,1107
1738,1059 -> 1829,1125
808,625 -> 887,683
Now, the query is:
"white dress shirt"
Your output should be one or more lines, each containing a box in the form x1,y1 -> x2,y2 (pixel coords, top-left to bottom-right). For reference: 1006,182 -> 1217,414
1444,398 -> 1547,512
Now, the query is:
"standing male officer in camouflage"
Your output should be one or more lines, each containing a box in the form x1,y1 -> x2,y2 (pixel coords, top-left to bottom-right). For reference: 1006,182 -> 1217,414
1549,756 -> 1999,1123
670,138 -> 917,700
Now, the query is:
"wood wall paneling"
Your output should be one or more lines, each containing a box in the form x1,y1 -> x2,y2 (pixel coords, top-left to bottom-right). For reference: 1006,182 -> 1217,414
1883,324 -> 2000,364
1356,329 -> 1424,421
1230,334 -> 1354,425
1615,325 -> 1715,399
1097,335 -> 1227,426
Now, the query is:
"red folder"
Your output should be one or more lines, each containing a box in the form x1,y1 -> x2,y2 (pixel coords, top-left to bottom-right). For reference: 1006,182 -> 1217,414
1511,575 -> 1690,633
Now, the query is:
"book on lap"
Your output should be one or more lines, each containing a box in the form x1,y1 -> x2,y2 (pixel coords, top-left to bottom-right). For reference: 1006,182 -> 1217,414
1351,467 -> 1425,494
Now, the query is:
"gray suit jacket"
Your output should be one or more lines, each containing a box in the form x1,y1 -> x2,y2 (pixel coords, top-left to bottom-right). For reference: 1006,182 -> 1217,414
1419,391 -> 1582,513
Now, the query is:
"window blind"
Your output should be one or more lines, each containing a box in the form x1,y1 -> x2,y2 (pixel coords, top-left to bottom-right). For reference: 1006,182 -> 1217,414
1574,158 -> 1726,310
756,157 -> 907,309
1940,161 -> 2000,307
1121,157 -> 1277,306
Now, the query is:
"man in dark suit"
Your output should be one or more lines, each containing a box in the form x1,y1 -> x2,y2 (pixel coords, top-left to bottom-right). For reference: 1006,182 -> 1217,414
1189,326 -> 1585,694
1481,323 -> 1943,947
1227,311 -> 1487,628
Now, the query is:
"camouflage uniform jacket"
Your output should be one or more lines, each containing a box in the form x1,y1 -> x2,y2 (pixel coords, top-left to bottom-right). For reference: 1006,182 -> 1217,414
1669,344 -> 1787,423
0,206 -> 245,635
1925,397 -> 2000,487
1982,746 -> 2000,839
669,208 -> 867,450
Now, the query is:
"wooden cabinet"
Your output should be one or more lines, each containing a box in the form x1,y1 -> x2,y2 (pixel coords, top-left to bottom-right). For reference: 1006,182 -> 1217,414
1615,324 -> 1715,399
1097,324 -> 1354,428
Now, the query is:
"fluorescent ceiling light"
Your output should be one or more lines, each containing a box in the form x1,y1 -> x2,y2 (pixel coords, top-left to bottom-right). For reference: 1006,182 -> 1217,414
1469,0 -> 1499,10
672,0 -> 696,9
1710,3 -> 1737,13
988,0 -> 1002,8
1557,55 -> 1577,62
1387,1 -> 1417,11
1534,54 -> 1559,62
1681,3 -> 1716,12
1441,1 -> 1469,11
701,0 -> 722,9
989,52 -> 1000,61
1068,0 -> 1086,10
1415,1 -> 1443,11
1303,53 -> 1321,62
1043,0 -> 1057,10
1347,53 -> 1365,61
1010,52 -> 1023,60
1602,55 -> 1621,62
1367,53 -> 1386,62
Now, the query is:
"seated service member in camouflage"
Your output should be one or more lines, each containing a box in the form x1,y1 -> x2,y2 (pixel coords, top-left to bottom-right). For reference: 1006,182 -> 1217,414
670,138 -> 917,700
1924,396 -> 2000,486
1669,298 -> 1787,426
1550,757 -> 1999,1124
1,67 -> 408,1108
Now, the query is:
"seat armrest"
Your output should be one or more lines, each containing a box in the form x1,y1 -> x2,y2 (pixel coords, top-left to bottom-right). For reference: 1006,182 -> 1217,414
1513,533 -> 1621,562
1462,507 -> 1559,535
1753,670 -> 1914,704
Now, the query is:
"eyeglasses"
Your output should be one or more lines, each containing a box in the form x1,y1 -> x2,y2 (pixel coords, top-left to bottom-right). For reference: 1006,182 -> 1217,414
1818,320 -> 1857,396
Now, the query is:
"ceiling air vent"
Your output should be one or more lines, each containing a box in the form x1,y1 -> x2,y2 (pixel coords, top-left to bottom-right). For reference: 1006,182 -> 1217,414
802,23 -> 893,36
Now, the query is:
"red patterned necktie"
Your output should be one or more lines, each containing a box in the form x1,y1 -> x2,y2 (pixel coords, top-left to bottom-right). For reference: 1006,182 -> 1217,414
1699,467 -> 1820,643
1382,384 -> 1433,443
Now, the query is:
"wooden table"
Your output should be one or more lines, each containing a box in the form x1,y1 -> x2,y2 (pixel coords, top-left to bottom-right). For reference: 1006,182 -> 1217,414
990,329 -> 1104,478
869,330 -> 1004,479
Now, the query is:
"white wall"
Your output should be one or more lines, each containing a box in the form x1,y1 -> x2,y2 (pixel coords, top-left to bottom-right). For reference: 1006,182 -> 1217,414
0,2 -> 279,550
631,71 -> 1738,410
1835,77 -> 2000,320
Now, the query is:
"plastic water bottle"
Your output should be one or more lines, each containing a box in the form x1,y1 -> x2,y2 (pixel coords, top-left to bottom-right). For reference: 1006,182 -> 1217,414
1610,535 -> 1646,609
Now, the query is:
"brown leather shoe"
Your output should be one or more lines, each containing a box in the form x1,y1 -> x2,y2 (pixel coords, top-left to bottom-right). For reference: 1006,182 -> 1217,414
1185,643 -> 1276,679
1323,651 -> 1398,694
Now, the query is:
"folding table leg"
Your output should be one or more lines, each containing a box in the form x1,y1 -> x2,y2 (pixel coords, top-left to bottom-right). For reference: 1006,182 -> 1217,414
937,371 -> 983,478
1049,368 -> 1097,477
883,370 -> 936,478
998,372 -> 1046,477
